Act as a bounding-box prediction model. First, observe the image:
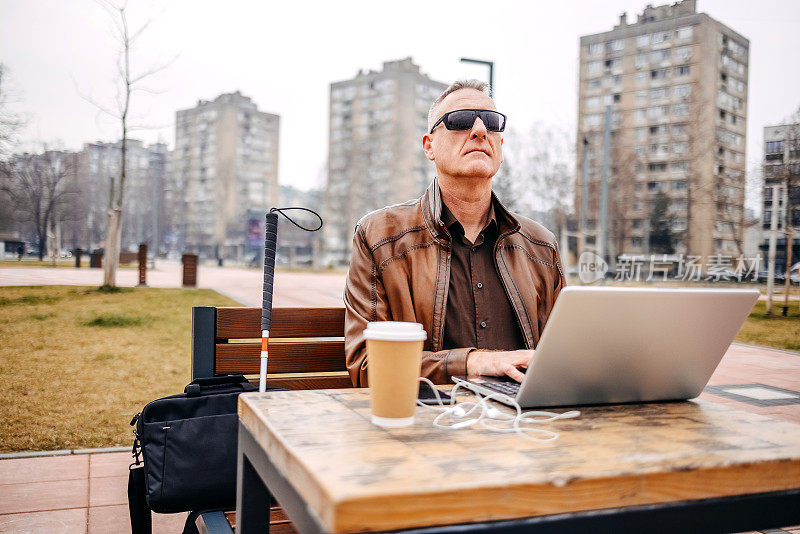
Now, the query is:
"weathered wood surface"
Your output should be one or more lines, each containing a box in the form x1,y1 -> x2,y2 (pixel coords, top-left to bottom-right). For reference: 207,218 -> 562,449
216,307 -> 344,339
239,389 -> 800,534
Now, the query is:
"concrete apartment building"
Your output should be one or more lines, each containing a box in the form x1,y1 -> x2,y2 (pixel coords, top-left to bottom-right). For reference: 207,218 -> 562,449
77,140 -> 170,253
324,58 -> 447,264
173,91 -> 279,260
761,123 -> 800,273
576,0 -> 749,263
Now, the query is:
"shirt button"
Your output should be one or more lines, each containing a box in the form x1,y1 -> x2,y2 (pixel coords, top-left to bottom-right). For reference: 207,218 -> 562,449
480,321 -> 487,328
476,282 -> 483,289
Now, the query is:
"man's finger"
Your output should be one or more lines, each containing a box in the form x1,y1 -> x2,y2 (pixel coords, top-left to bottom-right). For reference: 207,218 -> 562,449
505,366 -> 526,383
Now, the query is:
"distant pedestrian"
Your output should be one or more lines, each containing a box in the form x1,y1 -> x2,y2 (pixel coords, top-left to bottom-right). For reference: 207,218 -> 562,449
17,244 -> 23,261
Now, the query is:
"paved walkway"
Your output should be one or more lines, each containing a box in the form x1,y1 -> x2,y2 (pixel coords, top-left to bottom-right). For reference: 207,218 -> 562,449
0,261 -> 347,307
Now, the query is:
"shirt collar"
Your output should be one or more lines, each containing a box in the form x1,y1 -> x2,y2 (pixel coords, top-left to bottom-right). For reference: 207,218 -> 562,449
440,200 -> 498,237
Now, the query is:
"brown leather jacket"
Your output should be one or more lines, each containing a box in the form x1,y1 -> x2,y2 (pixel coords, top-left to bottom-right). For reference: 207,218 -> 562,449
344,178 -> 566,386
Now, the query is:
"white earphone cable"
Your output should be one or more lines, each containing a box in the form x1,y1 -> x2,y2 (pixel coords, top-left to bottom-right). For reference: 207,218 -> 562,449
416,377 -> 580,442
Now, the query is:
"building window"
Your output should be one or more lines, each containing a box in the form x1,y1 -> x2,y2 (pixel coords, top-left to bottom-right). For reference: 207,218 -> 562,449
672,124 -> 687,137
636,90 -> 648,101
651,68 -> 668,80
635,108 -> 646,122
587,61 -> 602,74
606,39 -> 625,52
637,34 -> 651,48
675,65 -> 691,76
650,87 -> 668,100
649,49 -> 670,63
721,55 -> 746,76
636,127 -> 646,140
671,161 -> 688,173
650,124 -> 667,136
672,180 -> 687,190
673,142 -> 689,154
672,103 -> 690,116
648,105 -> 668,119
649,163 -> 667,172
652,31 -> 671,44
676,26 -> 693,40
674,84 -> 691,98
632,237 -> 644,247
648,181 -> 663,191
636,72 -> 648,85
604,58 -> 621,69
650,143 -> 669,156
765,141 -> 784,153
728,77 -> 746,93
674,46 -> 692,61
588,43 -> 602,55
588,78 -> 601,89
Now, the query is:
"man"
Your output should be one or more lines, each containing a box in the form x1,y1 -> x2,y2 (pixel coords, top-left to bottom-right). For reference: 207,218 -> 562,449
344,80 -> 565,387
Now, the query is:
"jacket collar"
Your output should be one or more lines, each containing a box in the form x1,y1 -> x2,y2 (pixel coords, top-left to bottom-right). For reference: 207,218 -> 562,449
422,176 -> 520,243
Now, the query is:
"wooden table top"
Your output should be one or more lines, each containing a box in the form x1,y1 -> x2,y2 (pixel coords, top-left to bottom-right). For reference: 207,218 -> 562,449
239,388 -> 800,534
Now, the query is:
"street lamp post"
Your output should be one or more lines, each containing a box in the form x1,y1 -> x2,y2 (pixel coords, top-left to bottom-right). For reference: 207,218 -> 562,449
460,58 -> 494,95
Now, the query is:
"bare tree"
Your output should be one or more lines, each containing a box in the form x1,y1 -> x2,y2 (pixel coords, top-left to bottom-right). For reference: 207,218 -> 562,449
777,108 -> 800,314
0,64 -> 24,158
506,124 -> 574,226
0,149 -> 78,260
84,1 -> 171,287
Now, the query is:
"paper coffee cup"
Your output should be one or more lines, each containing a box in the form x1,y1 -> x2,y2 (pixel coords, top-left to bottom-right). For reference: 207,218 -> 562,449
364,321 -> 426,427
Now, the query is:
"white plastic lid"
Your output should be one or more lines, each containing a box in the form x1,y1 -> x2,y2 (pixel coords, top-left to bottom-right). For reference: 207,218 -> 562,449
364,321 -> 427,342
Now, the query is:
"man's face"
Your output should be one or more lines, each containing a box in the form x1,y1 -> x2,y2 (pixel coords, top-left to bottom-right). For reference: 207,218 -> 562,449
423,89 -> 503,181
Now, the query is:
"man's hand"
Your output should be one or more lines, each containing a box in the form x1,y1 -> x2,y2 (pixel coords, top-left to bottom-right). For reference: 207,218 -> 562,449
466,350 -> 535,382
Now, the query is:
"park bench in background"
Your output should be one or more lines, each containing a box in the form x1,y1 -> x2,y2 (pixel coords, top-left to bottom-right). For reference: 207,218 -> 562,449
190,306 -> 349,533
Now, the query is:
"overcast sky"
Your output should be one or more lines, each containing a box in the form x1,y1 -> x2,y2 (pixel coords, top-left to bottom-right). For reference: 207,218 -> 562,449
2,0 -> 799,202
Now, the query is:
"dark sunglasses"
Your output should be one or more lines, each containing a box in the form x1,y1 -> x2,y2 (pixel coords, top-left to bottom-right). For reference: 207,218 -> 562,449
429,109 -> 507,134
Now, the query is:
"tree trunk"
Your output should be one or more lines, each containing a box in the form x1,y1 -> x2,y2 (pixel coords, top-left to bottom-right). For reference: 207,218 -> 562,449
102,208 -> 122,286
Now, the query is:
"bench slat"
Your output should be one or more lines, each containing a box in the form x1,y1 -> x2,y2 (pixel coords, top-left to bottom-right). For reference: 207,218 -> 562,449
215,341 -> 346,374
257,375 -> 353,391
216,308 -> 344,339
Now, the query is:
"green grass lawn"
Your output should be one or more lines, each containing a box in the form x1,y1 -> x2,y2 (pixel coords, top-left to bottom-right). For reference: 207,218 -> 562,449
0,285 -> 241,452
736,299 -> 800,352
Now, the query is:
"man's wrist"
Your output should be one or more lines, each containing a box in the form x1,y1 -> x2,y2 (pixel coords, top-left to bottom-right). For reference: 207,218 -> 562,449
466,350 -> 485,376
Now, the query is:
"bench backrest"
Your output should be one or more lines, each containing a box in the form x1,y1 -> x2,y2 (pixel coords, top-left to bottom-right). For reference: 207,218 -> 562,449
191,306 -> 352,390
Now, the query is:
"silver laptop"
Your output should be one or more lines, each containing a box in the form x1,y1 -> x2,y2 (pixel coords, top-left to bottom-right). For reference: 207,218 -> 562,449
453,286 -> 759,408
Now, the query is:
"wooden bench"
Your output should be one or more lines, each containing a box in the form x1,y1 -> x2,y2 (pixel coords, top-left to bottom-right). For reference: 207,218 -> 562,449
190,306 -> 350,534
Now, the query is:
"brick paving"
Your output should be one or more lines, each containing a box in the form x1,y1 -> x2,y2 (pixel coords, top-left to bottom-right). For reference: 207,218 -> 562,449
1,267 -> 799,532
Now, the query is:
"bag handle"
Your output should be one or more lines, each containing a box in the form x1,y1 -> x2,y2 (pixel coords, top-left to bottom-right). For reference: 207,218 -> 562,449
185,375 -> 256,397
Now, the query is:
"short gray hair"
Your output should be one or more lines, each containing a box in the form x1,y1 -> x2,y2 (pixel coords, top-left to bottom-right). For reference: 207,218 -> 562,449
427,79 -> 492,132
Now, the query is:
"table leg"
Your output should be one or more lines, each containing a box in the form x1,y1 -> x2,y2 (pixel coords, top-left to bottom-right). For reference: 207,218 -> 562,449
236,427 -> 271,533
236,422 -> 326,534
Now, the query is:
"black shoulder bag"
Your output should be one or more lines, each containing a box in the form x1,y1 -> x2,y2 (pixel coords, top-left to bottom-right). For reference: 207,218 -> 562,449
128,375 -> 283,533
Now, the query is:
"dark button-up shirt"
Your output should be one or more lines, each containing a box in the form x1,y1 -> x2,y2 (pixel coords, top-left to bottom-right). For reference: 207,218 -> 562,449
441,202 -> 525,352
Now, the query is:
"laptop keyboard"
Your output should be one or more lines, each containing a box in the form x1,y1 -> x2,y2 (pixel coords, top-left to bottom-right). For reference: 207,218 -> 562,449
481,380 -> 521,396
